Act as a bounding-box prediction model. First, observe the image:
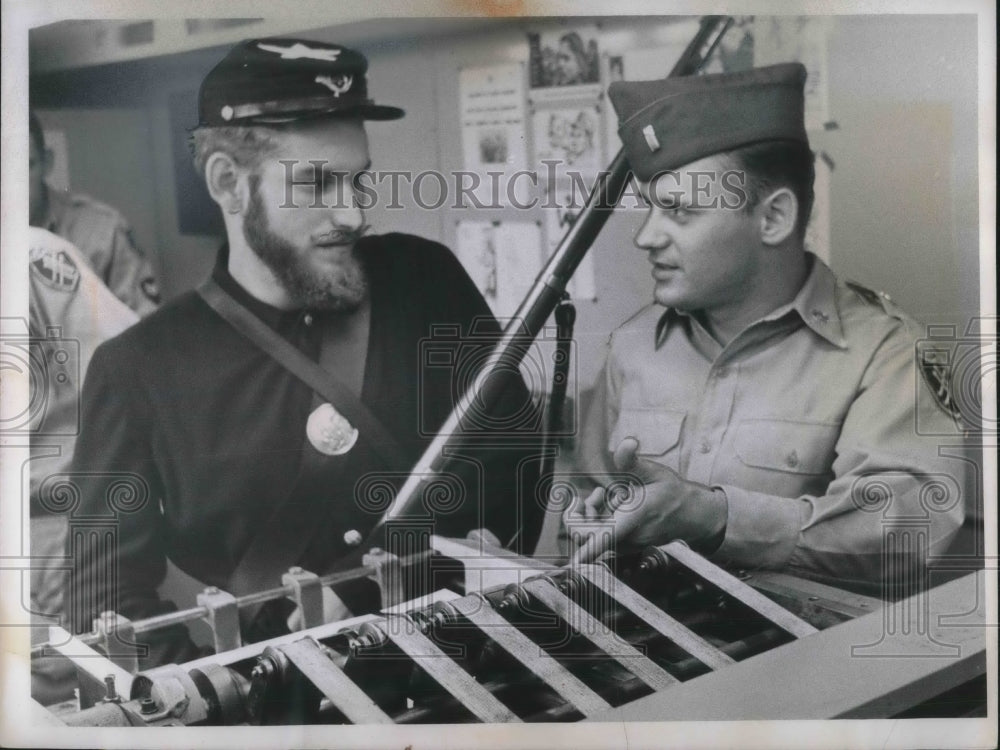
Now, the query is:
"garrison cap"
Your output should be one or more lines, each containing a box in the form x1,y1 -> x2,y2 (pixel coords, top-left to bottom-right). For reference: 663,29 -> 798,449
198,38 -> 405,127
608,63 -> 808,181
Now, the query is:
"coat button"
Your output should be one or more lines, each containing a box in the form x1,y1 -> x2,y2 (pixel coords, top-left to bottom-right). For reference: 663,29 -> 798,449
303,313 -> 314,326
810,309 -> 828,323
786,450 -> 799,468
343,529 -> 363,546
699,440 -> 712,454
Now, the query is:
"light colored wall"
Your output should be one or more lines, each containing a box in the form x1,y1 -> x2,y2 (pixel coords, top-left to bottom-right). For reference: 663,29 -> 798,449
824,15 -> 979,330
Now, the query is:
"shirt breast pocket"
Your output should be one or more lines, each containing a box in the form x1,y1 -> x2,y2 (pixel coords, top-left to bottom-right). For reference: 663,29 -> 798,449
610,409 -> 686,471
734,418 -> 841,478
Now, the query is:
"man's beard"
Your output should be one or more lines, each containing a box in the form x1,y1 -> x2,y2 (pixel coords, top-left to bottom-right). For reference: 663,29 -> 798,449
242,175 -> 369,311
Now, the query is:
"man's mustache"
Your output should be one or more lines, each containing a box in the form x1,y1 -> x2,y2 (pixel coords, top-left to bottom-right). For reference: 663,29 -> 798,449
313,224 -> 371,246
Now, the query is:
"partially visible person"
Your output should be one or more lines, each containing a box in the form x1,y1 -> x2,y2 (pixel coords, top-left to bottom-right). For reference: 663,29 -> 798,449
29,111 -> 160,316
27,226 -> 139,703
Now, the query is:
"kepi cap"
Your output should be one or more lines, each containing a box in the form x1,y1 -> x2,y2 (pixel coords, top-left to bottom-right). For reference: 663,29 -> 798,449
609,63 -> 808,181
198,38 -> 405,127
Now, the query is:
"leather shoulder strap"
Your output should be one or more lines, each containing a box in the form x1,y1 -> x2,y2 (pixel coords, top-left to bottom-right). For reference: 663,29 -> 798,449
197,278 -> 407,469
197,277 -> 408,626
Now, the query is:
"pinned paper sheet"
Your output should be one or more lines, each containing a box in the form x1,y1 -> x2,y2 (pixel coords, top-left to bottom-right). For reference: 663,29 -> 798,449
459,63 -> 529,207
460,63 -> 528,175
543,184 -> 597,301
455,220 -> 544,319
532,103 -> 604,185
527,24 -> 602,96
804,152 -> 832,264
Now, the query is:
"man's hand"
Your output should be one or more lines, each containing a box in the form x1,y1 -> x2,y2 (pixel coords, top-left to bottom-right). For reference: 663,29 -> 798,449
565,437 -> 727,563
286,586 -> 353,631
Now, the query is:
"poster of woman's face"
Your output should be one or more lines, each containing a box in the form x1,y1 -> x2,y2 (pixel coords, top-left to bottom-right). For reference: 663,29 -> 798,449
547,110 -> 596,165
528,29 -> 600,88
532,104 -> 603,182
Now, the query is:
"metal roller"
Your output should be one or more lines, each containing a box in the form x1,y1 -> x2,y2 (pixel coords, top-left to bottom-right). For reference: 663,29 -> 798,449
39,538 -> 984,726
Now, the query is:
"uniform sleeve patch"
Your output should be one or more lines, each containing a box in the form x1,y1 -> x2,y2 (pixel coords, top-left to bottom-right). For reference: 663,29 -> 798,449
917,344 -> 962,421
29,244 -> 80,293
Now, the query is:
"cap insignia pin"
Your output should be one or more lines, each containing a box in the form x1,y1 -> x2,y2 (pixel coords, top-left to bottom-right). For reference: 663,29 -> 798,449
257,42 -> 342,62
642,124 -> 661,152
315,74 -> 353,97
220,105 -> 234,121
306,403 -> 359,456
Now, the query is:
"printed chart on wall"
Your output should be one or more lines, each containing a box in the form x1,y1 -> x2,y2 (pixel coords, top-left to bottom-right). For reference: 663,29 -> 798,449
455,220 -> 544,319
459,63 -> 529,207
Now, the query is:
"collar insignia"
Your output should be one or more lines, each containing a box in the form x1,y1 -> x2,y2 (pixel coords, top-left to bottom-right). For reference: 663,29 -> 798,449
642,124 -> 661,152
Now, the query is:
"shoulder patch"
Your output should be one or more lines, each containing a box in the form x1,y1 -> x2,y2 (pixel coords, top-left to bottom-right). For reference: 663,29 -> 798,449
916,342 -> 963,422
29,243 -> 80,293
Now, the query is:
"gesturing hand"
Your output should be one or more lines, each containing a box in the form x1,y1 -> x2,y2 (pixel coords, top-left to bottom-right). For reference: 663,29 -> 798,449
565,437 -> 727,564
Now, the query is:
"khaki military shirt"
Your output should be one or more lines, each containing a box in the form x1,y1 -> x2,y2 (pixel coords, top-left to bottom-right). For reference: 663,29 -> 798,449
577,255 -> 968,591
41,187 -> 159,316
28,227 -> 139,504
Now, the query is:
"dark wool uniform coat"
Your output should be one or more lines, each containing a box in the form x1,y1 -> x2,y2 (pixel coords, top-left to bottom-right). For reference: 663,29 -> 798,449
66,233 -> 546,666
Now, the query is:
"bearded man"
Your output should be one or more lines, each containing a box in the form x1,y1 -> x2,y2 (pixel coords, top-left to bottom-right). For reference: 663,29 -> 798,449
65,39 -> 545,667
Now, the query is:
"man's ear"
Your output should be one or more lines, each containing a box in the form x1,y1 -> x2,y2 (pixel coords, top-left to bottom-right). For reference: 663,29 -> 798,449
204,152 -> 246,215
758,187 -> 798,246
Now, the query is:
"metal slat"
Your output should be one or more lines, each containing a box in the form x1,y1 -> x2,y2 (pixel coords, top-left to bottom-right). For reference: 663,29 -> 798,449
46,625 -> 135,698
522,579 -> 677,691
279,638 -> 393,725
661,542 -> 818,638
747,571 -> 882,620
451,597 -> 612,717
384,619 -> 520,723
576,564 -> 734,671
586,572 -> 985,721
